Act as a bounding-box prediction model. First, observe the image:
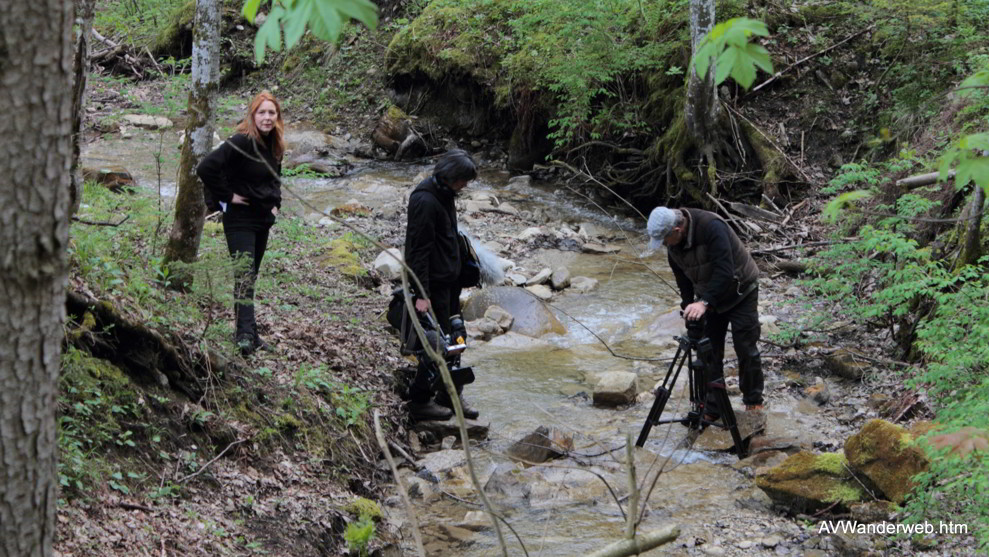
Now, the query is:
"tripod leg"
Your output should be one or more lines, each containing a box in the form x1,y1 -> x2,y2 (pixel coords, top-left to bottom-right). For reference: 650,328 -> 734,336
712,382 -> 747,458
636,348 -> 688,447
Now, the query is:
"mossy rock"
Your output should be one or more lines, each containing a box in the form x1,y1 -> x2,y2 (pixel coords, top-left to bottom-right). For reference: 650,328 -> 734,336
344,497 -> 382,521
151,1 -> 196,58
824,348 -> 870,380
756,451 -> 864,513
844,419 -> 929,504
316,238 -> 368,278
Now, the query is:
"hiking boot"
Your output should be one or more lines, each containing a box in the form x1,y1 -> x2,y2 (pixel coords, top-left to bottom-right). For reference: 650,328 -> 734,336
408,400 -> 453,421
435,389 -> 479,419
745,404 -> 765,412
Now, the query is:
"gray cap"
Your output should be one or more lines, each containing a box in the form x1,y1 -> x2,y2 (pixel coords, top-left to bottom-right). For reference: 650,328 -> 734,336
646,207 -> 677,250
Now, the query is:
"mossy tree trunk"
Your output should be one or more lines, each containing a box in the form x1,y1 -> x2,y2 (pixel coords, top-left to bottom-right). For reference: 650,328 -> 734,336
685,0 -> 720,197
952,185 -> 985,272
164,0 -> 220,286
0,1 -> 74,555
70,0 -> 94,218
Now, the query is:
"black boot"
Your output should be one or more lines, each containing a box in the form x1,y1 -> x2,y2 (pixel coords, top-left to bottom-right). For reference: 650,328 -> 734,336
436,386 -> 479,420
408,399 -> 453,421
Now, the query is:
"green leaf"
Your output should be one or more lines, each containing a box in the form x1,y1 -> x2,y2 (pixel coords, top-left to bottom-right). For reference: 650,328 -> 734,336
715,48 -> 736,84
310,0 -> 344,42
284,0 -> 313,50
821,189 -> 872,223
958,69 -> 989,99
254,7 -> 285,64
242,0 -> 262,23
330,0 -> 379,30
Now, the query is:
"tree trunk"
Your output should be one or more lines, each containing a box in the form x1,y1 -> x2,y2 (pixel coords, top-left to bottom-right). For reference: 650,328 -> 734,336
70,0 -> 95,218
685,0 -> 719,194
953,186 -> 986,271
163,0 -> 221,284
0,2 -> 75,556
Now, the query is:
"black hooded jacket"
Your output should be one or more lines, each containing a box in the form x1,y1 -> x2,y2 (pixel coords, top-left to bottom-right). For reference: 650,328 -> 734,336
404,176 -> 460,298
196,133 -> 282,213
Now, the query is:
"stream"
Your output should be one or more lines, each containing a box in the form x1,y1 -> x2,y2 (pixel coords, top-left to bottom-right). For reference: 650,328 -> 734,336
83,128 -> 828,556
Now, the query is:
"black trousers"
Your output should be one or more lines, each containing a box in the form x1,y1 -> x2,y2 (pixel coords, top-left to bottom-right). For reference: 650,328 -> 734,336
409,282 -> 461,403
222,205 -> 275,343
703,288 -> 763,414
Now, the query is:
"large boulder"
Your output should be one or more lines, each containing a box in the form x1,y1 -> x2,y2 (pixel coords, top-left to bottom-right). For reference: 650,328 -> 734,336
122,114 -> 173,130
373,248 -> 404,281
82,167 -> 135,192
463,286 -> 565,337
592,371 -> 638,407
506,425 -> 567,464
550,267 -> 571,290
844,419 -> 929,504
756,451 -> 865,513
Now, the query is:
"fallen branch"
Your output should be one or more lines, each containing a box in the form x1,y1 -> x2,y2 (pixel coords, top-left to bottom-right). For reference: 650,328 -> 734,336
374,410 -> 426,557
895,170 -> 955,188
586,523 -> 679,557
750,25 -> 875,94
178,438 -> 246,483
751,240 -> 841,255
72,215 -> 130,227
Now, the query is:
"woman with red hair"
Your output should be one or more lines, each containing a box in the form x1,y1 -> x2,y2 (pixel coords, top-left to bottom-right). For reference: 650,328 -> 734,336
198,91 -> 285,355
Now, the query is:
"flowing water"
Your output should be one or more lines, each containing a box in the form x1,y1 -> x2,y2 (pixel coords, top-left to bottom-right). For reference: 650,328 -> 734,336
83,128 -> 818,556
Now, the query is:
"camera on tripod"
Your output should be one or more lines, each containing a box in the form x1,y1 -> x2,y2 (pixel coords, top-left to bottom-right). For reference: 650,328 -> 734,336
635,314 -> 747,458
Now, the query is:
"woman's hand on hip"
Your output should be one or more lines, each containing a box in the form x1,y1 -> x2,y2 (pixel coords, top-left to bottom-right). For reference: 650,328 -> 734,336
271,206 -> 278,216
231,193 -> 250,205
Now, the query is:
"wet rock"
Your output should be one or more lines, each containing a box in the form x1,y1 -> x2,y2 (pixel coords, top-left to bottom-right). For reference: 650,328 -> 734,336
469,316 -> 502,340
483,305 -> 513,331
463,286 -> 565,336
371,106 -> 425,159
756,451 -> 864,513
330,199 -> 371,217
457,510 -> 491,532
569,276 -> 599,293
581,242 -> 622,254
441,436 -> 456,450
437,523 -> 476,545
804,377 -> 831,406
844,419 -> 929,503
692,408 -> 767,452
824,348 -> 870,380
372,248 -> 403,280
506,272 -> 527,286
121,114 -> 173,129
762,535 -> 781,547
527,268 -> 552,285
506,425 -> 564,464
732,450 -> 789,478
525,284 -> 553,300
82,167 -> 135,192
577,222 -> 606,240
508,175 -> 532,187
517,227 -> 546,241
865,392 -> 889,410
417,450 -> 466,477
785,286 -> 802,297
485,332 -> 552,350
749,436 -> 805,455
413,419 -> 490,442
593,371 -> 638,407
550,267 -> 571,290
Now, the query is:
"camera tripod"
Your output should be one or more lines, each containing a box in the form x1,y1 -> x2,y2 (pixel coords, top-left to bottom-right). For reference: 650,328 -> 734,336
635,321 -> 747,458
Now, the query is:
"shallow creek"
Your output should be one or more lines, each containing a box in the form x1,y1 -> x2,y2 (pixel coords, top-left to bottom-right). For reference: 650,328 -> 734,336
84,129 -> 824,556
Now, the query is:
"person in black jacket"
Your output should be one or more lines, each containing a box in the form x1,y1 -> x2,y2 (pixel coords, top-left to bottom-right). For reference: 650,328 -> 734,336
197,91 -> 284,356
647,206 -> 764,417
404,149 -> 478,421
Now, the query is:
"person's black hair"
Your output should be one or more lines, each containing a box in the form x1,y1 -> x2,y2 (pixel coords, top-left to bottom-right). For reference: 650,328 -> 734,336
434,149 -> 478,185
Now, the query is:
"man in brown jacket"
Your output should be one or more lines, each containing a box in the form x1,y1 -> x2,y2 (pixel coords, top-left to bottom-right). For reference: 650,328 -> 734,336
647,206 -> 765,416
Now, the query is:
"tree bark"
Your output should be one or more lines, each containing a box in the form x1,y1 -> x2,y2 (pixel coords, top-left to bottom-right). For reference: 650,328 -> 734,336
953,186 -> 985,271
0,2 -> 75,556
685,0 -> 719,194
69,0 -> 95,218
164,0 -> 221,282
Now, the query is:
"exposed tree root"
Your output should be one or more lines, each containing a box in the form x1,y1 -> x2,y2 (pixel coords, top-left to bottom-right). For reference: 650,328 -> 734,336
65,290 -> 222,399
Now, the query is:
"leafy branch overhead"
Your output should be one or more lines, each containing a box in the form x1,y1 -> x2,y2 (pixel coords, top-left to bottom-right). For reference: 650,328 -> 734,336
692,17 -> 773,90
242,0 -> 379,63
